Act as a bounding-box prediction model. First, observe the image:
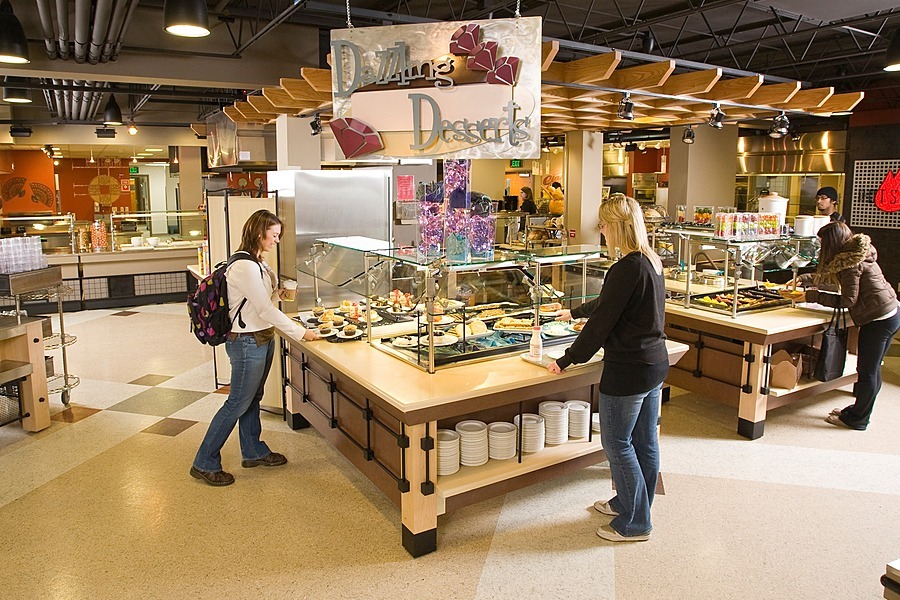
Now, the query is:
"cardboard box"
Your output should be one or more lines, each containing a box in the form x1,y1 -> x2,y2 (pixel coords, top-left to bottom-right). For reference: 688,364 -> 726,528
770,349 -> 802,389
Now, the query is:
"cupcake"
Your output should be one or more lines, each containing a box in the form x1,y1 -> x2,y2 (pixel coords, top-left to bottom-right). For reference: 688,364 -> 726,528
344,324 -> 358,335
312,306 -> 325,317
332,315 -> 345,327
318,323 -> 332,335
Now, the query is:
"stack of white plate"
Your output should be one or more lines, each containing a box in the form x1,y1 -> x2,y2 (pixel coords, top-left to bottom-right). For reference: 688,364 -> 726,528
565,400 -> 591,439
539,401 -> 569,445
513,413 -> 545,453
592,413 -> 601,434
487,422 -> 518,460
455,420 -> 489,467
436,429 -> 460,476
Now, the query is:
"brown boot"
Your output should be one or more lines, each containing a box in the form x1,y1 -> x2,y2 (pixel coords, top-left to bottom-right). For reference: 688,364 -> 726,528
190,466 -> 235,486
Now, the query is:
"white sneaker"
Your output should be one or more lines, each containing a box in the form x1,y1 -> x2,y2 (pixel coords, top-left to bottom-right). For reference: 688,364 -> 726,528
596,524 -> 651,542
593,499 -> 619,516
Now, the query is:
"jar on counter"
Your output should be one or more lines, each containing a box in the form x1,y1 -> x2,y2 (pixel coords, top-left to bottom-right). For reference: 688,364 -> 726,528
76,226 -> 91,253
90,220 -> 108,252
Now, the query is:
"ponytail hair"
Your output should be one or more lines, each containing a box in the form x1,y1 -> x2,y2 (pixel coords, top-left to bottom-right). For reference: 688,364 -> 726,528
599,193 -> 663,274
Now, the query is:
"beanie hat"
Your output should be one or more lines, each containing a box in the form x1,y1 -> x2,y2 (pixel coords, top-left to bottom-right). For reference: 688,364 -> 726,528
816,186 -> 838,203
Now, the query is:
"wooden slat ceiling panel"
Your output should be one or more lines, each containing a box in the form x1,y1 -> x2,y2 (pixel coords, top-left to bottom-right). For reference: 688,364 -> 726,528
778,87 -> 834,110
812,92 -> 865,114
745,82 -> 801,106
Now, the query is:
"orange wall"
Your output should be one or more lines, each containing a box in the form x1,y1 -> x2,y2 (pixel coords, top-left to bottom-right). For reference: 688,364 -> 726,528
0,151 -> 57,215
56,158 -> 133,221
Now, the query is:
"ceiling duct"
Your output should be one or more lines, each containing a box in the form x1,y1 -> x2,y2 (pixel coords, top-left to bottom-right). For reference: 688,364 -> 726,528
205,111 -> 276,172
35,0 -> 137,63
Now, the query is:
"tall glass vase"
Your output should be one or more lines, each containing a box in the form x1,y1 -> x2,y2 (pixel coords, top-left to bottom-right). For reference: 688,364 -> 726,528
417,182 -> 444,259
469,193 -> 495,261
444,159 -> 471,263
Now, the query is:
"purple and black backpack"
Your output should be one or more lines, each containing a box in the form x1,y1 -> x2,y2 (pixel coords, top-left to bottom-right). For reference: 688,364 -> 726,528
187,252 -> 257,345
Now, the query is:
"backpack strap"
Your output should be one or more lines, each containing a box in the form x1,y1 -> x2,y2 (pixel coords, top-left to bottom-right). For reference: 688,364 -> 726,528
225,251 -> 263,330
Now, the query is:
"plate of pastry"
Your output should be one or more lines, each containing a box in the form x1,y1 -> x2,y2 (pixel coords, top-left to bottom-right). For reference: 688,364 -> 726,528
542,321 -> 573,337
418,333 -> 459,347
451,320 -> 492,340
390,336 -> 419,348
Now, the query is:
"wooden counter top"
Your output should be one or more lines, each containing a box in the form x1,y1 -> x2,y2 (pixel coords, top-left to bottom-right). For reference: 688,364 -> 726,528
286,334 -> 688,423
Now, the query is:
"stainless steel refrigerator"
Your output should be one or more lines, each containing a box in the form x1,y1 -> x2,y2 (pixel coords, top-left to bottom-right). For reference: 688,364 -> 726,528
268,169 -> 392,310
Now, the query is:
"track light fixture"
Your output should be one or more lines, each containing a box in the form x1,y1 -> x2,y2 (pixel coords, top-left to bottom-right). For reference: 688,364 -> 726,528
885,31 -> 900,72
708,104 -> 725,129
95,127 -> 116,139
164,0 -> 210,37
682,126 -> 695,144
617,92 -> 635,121
0,0 -> 30,64
103,95 -> 123,126
8,125 -> 31,137
127,121 -> 138,136
768,112 -> 790,139
42,144 -> 54,158
309,113 -> 322,136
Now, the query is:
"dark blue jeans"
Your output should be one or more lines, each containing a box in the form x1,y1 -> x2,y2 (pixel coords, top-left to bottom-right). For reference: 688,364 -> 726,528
839,310 -> 900,429
599,384 -> 661,537
193,335 -> 274,472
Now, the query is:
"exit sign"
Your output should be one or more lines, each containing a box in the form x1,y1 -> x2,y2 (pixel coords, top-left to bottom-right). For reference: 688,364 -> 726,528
129,166 -> 138,174
509,159 -> 522,168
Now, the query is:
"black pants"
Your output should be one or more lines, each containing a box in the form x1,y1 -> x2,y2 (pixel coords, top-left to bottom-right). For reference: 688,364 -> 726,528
840,310 -> 900,429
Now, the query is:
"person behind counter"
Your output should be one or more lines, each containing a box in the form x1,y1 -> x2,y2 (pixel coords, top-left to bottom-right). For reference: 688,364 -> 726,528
518,186 -> 537,214
548,193 -> 667,542
191,209 -> 318,487
815,186 -> 846,222
784,222 -> 898,431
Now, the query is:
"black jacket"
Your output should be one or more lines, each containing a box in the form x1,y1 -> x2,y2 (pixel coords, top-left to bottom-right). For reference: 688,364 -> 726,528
557,252 -> 668,394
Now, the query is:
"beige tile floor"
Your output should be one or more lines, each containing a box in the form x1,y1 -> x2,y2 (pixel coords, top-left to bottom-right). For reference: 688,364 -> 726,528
0,303 -> 898,599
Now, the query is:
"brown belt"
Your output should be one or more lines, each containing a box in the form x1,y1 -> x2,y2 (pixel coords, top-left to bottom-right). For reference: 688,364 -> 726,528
229,327 -> 275,345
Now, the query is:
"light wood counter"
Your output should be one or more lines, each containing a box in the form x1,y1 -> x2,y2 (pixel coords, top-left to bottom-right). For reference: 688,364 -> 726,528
0,316 -> 50,432
282,334 -> 688,557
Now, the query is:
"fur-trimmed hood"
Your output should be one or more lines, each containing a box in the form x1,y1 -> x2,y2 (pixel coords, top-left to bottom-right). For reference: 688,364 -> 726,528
819,234 -> 875,277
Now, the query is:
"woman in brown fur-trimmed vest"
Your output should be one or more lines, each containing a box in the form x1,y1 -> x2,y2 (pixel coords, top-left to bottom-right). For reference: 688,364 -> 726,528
789,222 -> 899,430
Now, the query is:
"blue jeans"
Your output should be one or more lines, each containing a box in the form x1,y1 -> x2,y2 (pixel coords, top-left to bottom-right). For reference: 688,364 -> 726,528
840,310 -> 900,429
193,335 -> 274,472
599,384 -> 661,537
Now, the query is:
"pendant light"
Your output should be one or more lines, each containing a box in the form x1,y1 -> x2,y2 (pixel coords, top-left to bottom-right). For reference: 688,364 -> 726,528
884,31 -> 900,72
103,95 -> 123,126
164,0 -> 211,38
0,0 -> 29,64
2,76 -> 31,103
681,126 -> 695,144
127,121 -> 138,135
617,92 -> 635,121
89,146 -> 95,164
708,104 -> 725,129
768,112 -> 790,139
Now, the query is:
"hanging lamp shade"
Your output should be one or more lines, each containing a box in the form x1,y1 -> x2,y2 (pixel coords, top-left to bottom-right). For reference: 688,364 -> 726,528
884,31 -> 900,72
0,0 -> 29,64
164,0 -> 211,37
3,76 -> 31,103
103,95 -> 123,126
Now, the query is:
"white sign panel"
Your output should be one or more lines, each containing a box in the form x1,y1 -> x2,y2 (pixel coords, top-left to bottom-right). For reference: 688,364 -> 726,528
330,17 -> 542,160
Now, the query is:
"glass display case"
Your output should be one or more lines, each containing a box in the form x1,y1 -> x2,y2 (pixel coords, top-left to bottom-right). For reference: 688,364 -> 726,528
0,213 -> 77,254
108,210 -> 207,251
296,237 -> 611,373
663,228 -> 818,318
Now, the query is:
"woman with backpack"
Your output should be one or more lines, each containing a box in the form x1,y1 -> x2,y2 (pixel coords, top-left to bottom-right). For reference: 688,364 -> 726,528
191,210 -> 317,486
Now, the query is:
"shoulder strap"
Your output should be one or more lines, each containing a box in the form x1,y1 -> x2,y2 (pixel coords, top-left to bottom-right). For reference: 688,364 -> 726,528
225,251 -> 259,330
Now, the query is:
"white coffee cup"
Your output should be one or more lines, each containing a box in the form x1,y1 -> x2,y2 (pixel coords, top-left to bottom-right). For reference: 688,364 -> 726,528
282,279 -> 298,301
131,236 -> 143,247
146,237 -> 160,247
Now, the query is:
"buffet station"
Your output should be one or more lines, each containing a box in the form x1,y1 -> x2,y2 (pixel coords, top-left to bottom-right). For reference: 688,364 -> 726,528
282,236 -> 687,556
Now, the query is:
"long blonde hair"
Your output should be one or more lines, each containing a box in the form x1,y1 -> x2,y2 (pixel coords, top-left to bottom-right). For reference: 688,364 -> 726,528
599,193 -> 662,274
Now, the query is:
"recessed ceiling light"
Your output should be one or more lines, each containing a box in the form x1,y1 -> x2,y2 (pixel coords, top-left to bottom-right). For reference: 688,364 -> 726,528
52,147 -> 60,150
144,148 -> 163,152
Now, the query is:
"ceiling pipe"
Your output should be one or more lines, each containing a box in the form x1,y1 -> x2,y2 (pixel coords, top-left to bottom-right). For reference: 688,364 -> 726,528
101,0 -> 132,62
51,78 -> 64,119
88,0 -> 114,64
42,87 -> 55,118
55,0 -> 70,60
34,0 -> 59,59
62,78 -> 73,120
111,1 -> 140,61
73,0 -> 90,63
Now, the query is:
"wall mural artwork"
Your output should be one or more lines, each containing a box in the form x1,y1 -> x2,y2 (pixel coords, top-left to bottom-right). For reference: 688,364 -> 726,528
1,176 -> 55,211
88,174 -> 123,206
850,159 -> 900,229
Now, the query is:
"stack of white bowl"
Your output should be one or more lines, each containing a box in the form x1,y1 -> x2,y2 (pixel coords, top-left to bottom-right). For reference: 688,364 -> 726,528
513,413 -> 545,453
592,413 -> 601,434
436,429 -> 460,476
539,401 -> 569,445
487,422 -> 518,460
565,400 -> 591,439
455,420 -> 489,467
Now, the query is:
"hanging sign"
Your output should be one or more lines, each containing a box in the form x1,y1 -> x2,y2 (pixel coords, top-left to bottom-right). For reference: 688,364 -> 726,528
330,17 -> 542,160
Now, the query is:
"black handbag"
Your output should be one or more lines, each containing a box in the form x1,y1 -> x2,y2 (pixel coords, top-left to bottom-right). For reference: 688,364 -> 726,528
814,307 -> 848,382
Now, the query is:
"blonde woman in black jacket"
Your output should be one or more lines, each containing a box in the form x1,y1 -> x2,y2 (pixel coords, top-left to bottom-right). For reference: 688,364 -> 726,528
787,222 -> 899,430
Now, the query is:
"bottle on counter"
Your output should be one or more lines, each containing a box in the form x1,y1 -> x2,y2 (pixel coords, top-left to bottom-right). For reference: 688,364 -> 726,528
530,325 -> 543,360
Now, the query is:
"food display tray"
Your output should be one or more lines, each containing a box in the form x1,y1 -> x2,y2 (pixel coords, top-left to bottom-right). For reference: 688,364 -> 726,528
690,286 -> 790,314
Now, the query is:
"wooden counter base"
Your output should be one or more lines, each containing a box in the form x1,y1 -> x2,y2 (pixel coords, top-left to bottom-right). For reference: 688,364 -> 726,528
664,304 -> 859,439
284,338 -> 688,557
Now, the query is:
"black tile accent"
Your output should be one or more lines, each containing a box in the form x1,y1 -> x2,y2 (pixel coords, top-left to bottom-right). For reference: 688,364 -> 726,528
287,410 -> 311,430
108,275 -> 135,298
737,417 -> 765,440
402,525 -> 436,557
112,310 -> 138,316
